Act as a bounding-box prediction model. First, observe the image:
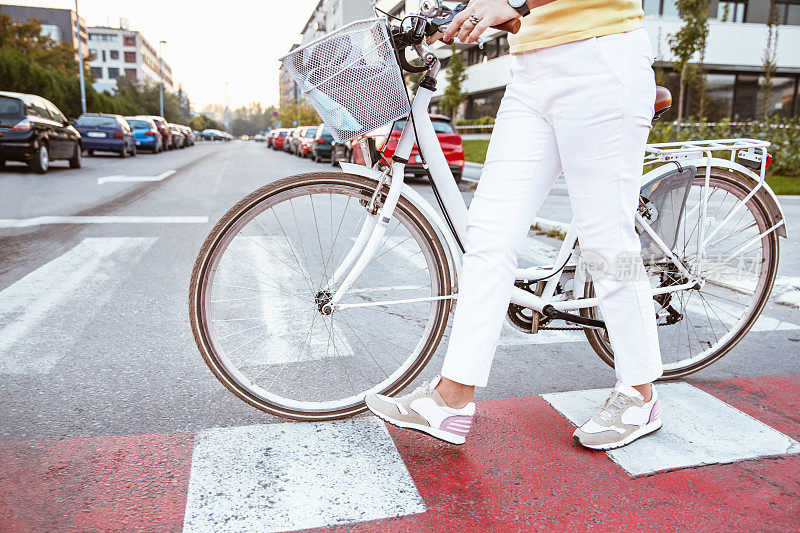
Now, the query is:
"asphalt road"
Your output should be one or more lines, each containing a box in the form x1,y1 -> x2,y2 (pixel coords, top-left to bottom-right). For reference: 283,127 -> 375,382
1,140 -> 799,443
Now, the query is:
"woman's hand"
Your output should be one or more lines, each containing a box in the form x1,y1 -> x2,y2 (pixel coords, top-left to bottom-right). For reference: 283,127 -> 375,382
442,0 -> 521,44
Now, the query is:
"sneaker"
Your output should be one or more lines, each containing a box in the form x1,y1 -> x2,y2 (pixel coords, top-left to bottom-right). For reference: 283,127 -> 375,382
573,381 -> 662,450
365,376 -> 475,445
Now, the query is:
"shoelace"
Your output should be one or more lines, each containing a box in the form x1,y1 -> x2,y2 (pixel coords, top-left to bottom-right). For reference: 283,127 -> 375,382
597,391 -> 631,424
399,381 -> 430,401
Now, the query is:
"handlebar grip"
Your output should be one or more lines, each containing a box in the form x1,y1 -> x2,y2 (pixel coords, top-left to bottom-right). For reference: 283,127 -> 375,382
491,18 -> 522,34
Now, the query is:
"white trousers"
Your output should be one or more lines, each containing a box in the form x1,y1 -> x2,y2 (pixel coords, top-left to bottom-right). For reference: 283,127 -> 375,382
441,28 -> 663,388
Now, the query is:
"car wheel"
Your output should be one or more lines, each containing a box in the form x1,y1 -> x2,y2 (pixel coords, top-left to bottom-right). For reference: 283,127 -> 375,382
0,160 -> 5,169
69,144 -> 82,168
30,143 -> 49,174
120,147 -> 128,158
87,149 -> 94,156
453,171 -> 463,184
130,145 -> 137,157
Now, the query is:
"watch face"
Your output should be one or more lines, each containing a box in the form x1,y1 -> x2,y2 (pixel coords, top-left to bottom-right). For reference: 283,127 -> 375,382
509,0 -> 526,7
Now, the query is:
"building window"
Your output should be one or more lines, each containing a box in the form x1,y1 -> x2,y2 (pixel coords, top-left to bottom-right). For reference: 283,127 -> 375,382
108,67 -> 120,79
124,35 -> 136,46
776,1 -> 800,25
101,50 -> 106,62
689,74 -> 735,120
465,88 -> 506,119
89,48 -> 97,57
717,1 -> 747,22
124,68 -> 137,80
124,51 -> 136,63
89,33 -> 117,41
643,0 -> 660,16
109,50 -> 119,60
760,76 -> 797,116
91,66 -> 103,78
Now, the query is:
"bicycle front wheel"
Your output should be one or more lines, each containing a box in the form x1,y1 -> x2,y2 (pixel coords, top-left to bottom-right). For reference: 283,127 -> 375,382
190,172 -> 452,420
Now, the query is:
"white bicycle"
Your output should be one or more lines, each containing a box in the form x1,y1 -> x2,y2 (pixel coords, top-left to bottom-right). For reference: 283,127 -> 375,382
189,1 -> 787,420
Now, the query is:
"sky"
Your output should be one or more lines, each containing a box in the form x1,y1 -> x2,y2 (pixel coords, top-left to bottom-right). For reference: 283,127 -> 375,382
8,0 -> 320,109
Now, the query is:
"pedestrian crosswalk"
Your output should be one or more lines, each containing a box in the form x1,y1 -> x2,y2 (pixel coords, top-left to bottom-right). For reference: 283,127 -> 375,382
0,238 -> 156,375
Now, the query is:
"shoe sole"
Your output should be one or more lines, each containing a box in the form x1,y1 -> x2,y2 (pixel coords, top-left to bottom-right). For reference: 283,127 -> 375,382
366,403 -> 466,445
575,419 -> 663,450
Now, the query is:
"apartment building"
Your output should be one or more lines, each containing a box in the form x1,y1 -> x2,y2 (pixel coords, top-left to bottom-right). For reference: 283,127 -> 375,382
87,26 -> 174,95
1,4 -> 88,58
378,0 -> 800,121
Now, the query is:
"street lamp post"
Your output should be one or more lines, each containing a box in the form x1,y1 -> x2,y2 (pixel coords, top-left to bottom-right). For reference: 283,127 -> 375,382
158,40 -> 166,117
74,0 -> 87,114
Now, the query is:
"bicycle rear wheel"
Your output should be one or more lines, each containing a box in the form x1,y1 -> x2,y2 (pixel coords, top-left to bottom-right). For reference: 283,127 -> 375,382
190,172 -> 452,420
582,168 -> 780,379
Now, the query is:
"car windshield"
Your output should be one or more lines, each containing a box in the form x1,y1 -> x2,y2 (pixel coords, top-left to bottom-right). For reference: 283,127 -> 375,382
77,116 -> 118,127
279,131 -> 287,137
392,119 -> 455,134
305,128 -> 317,137
0,97 -> 24,117
432,120 -> 456,133
127,119 -> 151,129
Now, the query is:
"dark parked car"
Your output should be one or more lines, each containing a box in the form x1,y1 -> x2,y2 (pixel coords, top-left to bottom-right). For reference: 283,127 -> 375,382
331,139 -> 352,166
169,124 -> 186,149
125,116 -> 163,153
0,91 -> 82,173
310,124 -> 335,162
179,125 -> 194,146
76,113 -> 136,157
149,116 -> 173,150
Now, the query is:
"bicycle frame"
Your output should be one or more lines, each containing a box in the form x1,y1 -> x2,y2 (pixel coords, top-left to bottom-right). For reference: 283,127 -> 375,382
323,55 -> 784,319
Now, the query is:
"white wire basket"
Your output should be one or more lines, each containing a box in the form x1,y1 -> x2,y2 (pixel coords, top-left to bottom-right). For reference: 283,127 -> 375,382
280,18 -> 411,143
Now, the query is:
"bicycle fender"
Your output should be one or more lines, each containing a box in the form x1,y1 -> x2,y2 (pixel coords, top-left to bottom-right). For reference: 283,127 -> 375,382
642,159 -> 787,238
339,162 -> 462,286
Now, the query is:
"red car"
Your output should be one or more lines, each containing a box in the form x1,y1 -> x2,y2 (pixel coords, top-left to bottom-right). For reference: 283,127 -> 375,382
272,129 -> 288,150
297,126 -> 318,157
352,114 -> 465,183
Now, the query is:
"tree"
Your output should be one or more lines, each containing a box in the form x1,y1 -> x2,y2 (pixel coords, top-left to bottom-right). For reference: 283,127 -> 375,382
278,102 -> 320,128
760,0 -> 780,118
188,114 -> 222,131
668,0 -> 711,124
441,45 -> 467,119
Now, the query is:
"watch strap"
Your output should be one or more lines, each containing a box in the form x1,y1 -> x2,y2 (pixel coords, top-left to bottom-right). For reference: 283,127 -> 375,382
510,1 -> 531,17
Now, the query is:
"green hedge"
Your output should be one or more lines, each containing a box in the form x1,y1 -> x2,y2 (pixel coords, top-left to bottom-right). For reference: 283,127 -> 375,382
649,117 -> 800,176
455,116 -> 495,126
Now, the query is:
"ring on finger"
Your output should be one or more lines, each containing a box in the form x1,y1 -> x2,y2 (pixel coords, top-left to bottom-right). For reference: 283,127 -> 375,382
468,14 -> 482,25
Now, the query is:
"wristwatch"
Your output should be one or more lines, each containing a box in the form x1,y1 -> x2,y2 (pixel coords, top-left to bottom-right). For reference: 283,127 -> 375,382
508,0 -> 531,17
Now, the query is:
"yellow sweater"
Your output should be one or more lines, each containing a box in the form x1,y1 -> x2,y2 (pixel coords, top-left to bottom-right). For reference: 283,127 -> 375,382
508,0 -> 644,54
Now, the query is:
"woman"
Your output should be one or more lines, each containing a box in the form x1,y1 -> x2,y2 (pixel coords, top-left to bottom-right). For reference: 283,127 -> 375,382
366,0 -> 663,450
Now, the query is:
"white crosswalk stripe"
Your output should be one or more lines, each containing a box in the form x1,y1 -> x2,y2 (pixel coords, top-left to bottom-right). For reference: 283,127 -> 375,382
543,382 -> 800,476
183,417 -> 426,532
0,237 -> 157,375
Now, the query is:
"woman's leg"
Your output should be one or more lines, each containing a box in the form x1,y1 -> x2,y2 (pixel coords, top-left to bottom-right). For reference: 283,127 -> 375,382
439,66 -> 563,396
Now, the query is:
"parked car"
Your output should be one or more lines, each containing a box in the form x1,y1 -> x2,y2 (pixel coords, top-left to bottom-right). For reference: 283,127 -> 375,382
297,126 -> 318,158
0,91 -> 82,173
284,127 -> 299,153
331,139 -> 353,166
180,125 -> 195,146
76,113 -> 136,158
351,115 -> 465,182
149,116 -> 173,150
125,116 -> 163,153
310,124 -> 335,162
201,128 -> 224,141
272,129 -> 288,150
168,124 -> 186,149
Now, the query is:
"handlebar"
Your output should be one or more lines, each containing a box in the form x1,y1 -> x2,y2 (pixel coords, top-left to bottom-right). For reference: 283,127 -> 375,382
388,0 -> 522,73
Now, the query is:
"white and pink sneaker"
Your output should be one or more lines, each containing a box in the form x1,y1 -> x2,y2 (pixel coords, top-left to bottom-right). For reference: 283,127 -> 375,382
365,376 -> 475,445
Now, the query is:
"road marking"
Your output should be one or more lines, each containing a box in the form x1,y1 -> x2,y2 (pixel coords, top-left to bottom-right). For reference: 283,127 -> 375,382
0,216 -> 208,228
183,418 -> 426,532
97,169 -> 176,184
0,237 -> 157,374
543,382 -> 800,476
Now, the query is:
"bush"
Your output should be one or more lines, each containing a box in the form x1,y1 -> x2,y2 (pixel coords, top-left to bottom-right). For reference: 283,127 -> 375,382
649,117 -> 800,176
455,116 -> 495,126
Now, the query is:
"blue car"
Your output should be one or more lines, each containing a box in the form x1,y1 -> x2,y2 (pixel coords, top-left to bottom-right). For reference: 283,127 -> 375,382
125,116 -> 163,153
76,113 -> 136,157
